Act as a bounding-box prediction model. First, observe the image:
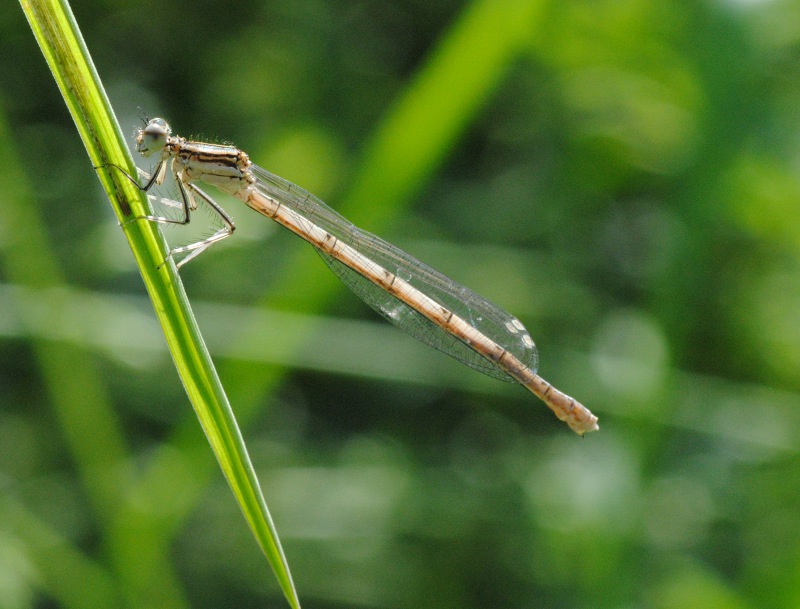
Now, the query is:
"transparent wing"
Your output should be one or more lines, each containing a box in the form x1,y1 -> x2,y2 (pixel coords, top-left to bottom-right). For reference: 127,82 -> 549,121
251,164 -> 538,380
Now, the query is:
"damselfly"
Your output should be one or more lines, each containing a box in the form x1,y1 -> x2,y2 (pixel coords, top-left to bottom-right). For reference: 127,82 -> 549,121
118,118 -> 599,435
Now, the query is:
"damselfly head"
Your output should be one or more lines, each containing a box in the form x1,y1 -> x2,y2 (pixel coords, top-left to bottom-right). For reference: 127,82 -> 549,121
136,117 -> 171,157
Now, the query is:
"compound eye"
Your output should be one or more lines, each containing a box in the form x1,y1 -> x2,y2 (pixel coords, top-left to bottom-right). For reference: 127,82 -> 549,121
149,117 -> 171,133
137,118 -> 171,156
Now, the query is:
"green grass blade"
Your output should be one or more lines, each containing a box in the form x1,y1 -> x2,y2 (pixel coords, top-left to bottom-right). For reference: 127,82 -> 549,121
344,0 -> 546,222
18,1 -> 301,607
262,0 -> 546,312
0,497 -> 125,609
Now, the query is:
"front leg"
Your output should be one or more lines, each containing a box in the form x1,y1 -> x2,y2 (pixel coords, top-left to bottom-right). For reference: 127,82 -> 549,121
101,162 -> 235,268
103,160 -> 193,228
101,159 -> 167,193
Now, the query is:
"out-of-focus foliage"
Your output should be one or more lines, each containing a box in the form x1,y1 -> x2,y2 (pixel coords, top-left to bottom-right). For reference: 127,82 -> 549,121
2,1 -> 800,608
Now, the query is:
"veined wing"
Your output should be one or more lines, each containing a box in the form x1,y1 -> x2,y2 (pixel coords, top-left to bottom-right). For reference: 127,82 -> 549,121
251,164 -> 538,380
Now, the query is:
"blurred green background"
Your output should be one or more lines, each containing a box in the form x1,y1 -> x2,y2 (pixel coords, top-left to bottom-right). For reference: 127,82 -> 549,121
2,0 -> 800,607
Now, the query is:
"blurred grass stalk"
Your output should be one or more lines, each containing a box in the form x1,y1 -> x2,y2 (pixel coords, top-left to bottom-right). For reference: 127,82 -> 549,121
0,103 -> 130,609
17,1 -> 301,607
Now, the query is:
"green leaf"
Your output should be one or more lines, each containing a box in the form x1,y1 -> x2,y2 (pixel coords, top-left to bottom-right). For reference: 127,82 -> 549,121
18,1 -> 301,607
